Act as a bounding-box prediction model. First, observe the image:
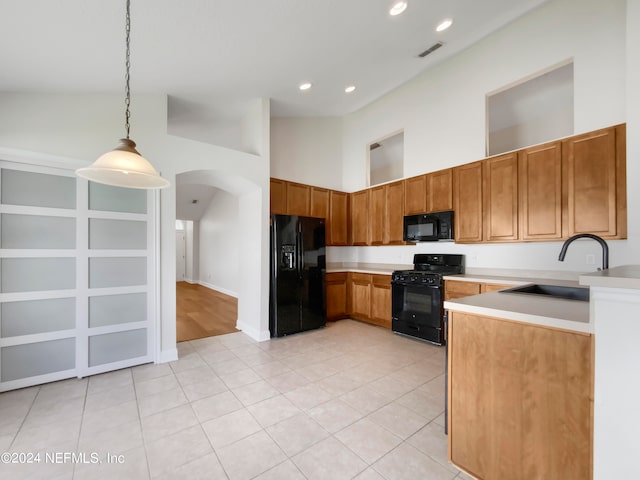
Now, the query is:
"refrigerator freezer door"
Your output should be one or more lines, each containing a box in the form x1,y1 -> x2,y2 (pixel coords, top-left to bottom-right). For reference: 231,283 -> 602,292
298,216 -> 326,332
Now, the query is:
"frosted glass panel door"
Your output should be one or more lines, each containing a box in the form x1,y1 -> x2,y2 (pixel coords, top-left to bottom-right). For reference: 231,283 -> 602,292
0,162 -> 157,392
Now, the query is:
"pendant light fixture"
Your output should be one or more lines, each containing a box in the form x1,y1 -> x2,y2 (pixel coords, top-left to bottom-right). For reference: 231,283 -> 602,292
76,0 -> 169,189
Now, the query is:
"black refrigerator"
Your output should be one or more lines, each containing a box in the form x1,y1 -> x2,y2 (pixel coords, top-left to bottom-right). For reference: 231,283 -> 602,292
270,214 -> 326,337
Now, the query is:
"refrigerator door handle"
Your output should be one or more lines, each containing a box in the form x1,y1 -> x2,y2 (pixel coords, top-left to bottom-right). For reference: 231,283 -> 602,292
297,229 -> 304,279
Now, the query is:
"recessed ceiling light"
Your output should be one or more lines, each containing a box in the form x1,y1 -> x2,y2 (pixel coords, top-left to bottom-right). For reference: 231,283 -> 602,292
299,82 -> 312,91
436,18 -> 453,32
345,85 -> 356,93
389,1 -> 407,16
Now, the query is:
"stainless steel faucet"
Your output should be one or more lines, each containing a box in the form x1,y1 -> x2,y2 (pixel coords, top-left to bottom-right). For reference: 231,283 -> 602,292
558,234 -> 609,270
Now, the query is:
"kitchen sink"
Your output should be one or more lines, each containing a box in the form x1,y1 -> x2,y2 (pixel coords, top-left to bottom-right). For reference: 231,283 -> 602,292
500,284 -> 590,302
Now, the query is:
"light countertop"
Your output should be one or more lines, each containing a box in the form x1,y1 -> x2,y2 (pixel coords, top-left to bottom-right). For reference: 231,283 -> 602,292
579,265 -> 640,290
325,262 -> 409,275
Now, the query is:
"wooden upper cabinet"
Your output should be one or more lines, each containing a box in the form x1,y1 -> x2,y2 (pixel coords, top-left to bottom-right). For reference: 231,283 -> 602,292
385,180 -> 405,244
563,124 -> 626,238
370,185 -> 386,245
453,162 -> 483,243
518,141 -> 563,240
483,152 -> 519,242
270,178 -> 287,214
328,191 -> 348,246
310,187 -> 329,219
350,190 -> 370,245
404,174 -> 428,215
286,182 -> 311,216
428,168 -> 453,213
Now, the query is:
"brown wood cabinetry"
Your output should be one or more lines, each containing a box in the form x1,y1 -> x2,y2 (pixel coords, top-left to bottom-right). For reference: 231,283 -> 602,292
483,153 -> 518,242
445,280 -> 512,300
349,273 -> 371,319
563,124 -> 626,239
345,272 -> 392,328
310,187 -> 329,219
448,311 -> 593,480
370,186 -> 386,245
428,168 -> 453,212
480,283 -> 512,293
404,174 -> 427,215
370,274 -> 392,328
371,181 -> 405,245
519,141 -> 563,240
328,191 -> 348,246
270,178 -> 287,214
350,190 -> 370,245
286,182 -> 311,216
453,162 -> 483,243
326,272 -> 348,321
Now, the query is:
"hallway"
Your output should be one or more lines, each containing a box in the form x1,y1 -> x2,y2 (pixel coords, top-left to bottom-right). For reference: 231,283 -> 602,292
176,282 -> 238,342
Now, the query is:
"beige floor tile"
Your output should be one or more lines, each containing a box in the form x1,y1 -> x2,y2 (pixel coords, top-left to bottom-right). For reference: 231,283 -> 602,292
174,365 -> 217,387
267,371 -> 310,393
216,430 -> 286,480
0,403 -> 31,437
11,416 -> 81,451
368,375 -> 417,400
340,384 -> 394,414
308,398 -> 363,433
86,368 -> 133,396
266,413 -> 329,456
168,350 -> 207,373
22,395 -> 85,428
247,394 -> 301,427
294,361 -> 341,381
407,422 -> 458,473
284,383 -> 334,411
78,419 -> 143,456
137,387 -> 188,418
0,385 -> 39,409
218,367 -> 261,389
35,378 -> 87,404
141,403 -> 199,443
201,349 -> 240,367
335,417 -> 403,464
201,409 -> 262,449
292,436 -> 367,480
73,445 -> 149,480
135,374 -> 180,398
191,390 -> 243,423
353,467 -> 387,480
145,425 -> 213,478
250,360 -> 293,379
396,388 -> 445,422
131,362 -> 173,383
81,400 -> 139,435
181,376 -> 228,402
373,442 -> 456,480
368,402 -> 429,440
154,452 -> 227,480
254,459 -> 306,480
232,379 -> 279,406
84,384 -> 136,414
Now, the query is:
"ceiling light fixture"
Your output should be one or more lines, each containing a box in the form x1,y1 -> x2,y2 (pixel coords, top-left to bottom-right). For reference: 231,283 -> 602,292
76,0 -> 169,190
345,85 -> 356,93
389,1 -> 408,16
436,18 -> 453,32
299,82 -> 312,91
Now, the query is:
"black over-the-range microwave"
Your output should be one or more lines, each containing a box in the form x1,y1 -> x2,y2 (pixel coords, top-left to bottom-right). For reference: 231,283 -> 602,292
403,210 -> 454,242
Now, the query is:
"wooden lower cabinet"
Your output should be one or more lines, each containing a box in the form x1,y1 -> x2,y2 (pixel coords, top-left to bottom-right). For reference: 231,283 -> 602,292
325,273 -> 348,321
343,272 -> 392,328
445,280 -> 513,300
448,311 -> 593,480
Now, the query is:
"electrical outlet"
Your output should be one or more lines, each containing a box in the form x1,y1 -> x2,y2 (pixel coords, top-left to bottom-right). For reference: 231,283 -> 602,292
586,254 -> 595,265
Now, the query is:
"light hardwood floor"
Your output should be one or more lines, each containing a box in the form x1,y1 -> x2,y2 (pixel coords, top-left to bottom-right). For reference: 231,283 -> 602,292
176,281 -> 239,342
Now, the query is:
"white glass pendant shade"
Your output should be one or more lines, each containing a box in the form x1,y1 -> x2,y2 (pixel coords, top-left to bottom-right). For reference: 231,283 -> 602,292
76,138 -> 169,189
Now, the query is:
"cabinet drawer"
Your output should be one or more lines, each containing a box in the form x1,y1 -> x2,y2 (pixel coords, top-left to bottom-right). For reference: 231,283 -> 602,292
445,280 -> 481,300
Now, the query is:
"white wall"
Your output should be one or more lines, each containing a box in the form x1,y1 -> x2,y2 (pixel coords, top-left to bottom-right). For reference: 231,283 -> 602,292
270,117 -> 344,190
184,220 -> 200,283
0,93 -> 272,361
198,190 -> 239,296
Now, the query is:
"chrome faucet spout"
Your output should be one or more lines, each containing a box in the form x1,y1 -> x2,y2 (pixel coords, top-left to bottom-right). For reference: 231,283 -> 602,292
558,234 -> 609,270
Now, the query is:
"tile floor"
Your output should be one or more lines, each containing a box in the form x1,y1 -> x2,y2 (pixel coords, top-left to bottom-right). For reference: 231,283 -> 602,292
0,320 -> 474,480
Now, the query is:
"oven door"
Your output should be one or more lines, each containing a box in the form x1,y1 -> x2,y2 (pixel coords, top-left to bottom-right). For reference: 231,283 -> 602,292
391,282 -> 444,344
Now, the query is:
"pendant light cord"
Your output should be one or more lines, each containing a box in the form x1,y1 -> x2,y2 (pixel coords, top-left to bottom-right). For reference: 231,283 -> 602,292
124,0 -> 132,140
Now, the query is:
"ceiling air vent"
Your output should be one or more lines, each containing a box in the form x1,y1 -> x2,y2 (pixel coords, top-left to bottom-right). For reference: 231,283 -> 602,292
418,42 -> 444,58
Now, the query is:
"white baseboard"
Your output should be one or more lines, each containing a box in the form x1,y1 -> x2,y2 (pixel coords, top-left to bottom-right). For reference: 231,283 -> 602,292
157,347 -> 178,363
198,281 -> 239,298
183,277 -> 197,284
236,320 -> 271,342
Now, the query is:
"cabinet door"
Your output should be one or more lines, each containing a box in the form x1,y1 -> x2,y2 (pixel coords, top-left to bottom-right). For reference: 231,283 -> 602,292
310,187 -> 329,219
328,191 -> 348,246
483,153 -> 518,242
270,178 -> 287,214
370,275 -> 391,328
370,186 -> 386,245
448,312 -> 593,480
326,273 -> 348,320
404,175 -> 428,215
444,280 -> 481,300
385,181 -> 405,245
480,283 -> 513,293
518,142 -> 562,240
349,273 -> 371,320
350,190 -> 370,245
453,162 -> 483,243
286,182 -> 310,216
428,168 -> 453,212
564,125 -> 625,238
